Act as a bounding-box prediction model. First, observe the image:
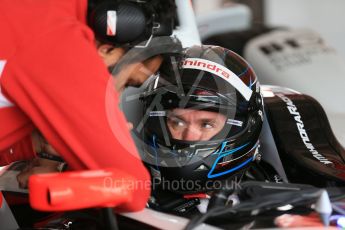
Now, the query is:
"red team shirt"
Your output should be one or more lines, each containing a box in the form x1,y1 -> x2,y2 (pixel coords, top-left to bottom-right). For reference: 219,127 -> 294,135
0,0 -> 150,211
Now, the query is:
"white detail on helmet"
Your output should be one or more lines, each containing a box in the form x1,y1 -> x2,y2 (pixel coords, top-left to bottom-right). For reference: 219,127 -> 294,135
149,111 -> 166,117
227,119 -> 243,127
181,58 -> 253,101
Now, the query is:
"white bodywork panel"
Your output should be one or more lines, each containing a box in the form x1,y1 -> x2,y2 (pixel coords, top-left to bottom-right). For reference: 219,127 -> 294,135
245,29 -> 345,147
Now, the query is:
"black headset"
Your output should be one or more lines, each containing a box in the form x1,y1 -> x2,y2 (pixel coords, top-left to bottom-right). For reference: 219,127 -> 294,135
88,0 -> 174,46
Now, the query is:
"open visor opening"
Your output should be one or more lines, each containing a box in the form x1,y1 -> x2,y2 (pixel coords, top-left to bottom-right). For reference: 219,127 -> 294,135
141,84 -> 250,145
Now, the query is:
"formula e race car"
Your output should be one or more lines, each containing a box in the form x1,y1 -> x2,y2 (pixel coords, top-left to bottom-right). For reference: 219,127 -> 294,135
1,85 -> 345,230
0,0 -> 345,230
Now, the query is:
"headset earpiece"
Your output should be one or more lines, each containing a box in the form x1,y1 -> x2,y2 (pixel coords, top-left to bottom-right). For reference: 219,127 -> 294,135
88,1 -> 148,45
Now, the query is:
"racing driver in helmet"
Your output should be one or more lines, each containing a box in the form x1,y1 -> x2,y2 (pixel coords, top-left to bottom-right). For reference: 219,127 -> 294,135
139,45 -> 264,215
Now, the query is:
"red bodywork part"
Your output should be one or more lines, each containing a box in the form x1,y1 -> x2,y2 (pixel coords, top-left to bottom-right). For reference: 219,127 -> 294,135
29,168 -> 136,212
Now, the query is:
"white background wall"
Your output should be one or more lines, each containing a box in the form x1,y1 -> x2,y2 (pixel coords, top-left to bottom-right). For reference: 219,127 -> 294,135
265,0 -> 345,60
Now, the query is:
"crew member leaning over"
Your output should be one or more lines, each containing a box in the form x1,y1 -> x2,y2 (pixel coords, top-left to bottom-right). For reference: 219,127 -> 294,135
0,0 -> 162,211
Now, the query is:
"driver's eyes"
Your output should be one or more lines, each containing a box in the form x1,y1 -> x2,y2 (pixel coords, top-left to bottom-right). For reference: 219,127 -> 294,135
201,122 -> 215,129
168,118 -> 185,128
176,120 -> 185,127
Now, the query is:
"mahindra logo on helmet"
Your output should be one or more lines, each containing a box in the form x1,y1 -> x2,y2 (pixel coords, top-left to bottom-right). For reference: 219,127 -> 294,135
181,59 -> 230,79
181,58 -> 253,101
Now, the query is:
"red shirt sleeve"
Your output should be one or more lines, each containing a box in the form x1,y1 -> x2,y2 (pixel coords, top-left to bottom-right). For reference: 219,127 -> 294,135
0,135 -> 35,165
1,23 -> 150,211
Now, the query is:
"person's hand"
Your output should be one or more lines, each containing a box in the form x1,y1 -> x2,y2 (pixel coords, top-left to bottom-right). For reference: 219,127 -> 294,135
98,45 -> 126,68
22,131 -> 63,188
114,55 -> 163,92
97,45 -> 162,130
97,45 -> 163,92
16,158 -> 61,189
31,130 -> 60,156
113,55 -> 162,130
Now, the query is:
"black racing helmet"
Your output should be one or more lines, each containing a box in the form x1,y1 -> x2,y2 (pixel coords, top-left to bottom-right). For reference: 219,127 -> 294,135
140,45 -> 263,193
